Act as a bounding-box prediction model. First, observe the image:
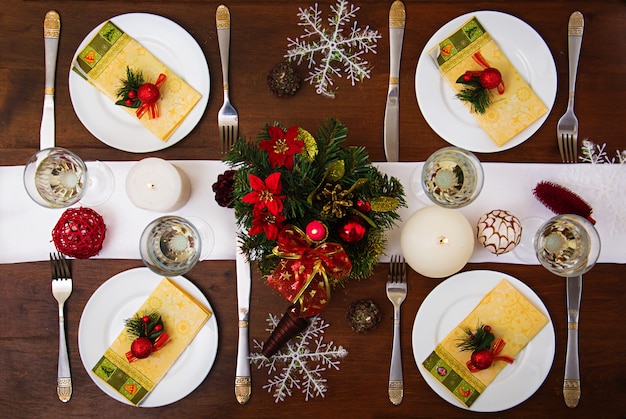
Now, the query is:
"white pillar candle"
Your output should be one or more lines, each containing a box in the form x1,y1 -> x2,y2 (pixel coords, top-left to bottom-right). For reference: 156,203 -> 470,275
125,158 -> 191,212
400,205 -> 474,279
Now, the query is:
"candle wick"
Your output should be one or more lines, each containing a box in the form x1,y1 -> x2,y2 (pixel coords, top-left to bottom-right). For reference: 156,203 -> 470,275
147,183 -> 156,189
438,236 -> 448,245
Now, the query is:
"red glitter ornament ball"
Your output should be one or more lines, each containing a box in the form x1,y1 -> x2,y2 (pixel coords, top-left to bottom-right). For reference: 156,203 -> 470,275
52,207 -> 106,259
137,83 -> 161,105
470,348 -> 493,370
338,217 -> 366,243
479,68 -> 502,89
130,337 -> 153,359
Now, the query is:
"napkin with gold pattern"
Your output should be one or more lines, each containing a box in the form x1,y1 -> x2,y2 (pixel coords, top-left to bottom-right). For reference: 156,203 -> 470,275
422,279 -> 548,407
430,17 -> 548,146
72,21 -> 201,141
91,278 -> 212,405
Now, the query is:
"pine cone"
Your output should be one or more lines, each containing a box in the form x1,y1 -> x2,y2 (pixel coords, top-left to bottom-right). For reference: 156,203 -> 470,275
267,62 -> 301,97
346,300 -> 381,333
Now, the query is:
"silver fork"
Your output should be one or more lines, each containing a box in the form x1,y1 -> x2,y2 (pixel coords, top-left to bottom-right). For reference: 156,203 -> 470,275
386,255 -> 407,405
51,252 -> 72,402
216,4 -> 239,153
557,11 -> 584,163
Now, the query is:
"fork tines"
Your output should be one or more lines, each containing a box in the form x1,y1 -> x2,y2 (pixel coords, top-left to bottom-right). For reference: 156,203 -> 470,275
389,255 -> 406,282
558,133 -> 578,163
50,252 -> 71,279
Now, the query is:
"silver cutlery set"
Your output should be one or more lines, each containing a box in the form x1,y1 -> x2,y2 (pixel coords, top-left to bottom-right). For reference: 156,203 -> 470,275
44,4 -> 586,409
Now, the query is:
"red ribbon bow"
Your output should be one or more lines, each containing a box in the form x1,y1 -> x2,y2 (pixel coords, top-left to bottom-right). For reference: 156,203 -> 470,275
266,225 -> 352,317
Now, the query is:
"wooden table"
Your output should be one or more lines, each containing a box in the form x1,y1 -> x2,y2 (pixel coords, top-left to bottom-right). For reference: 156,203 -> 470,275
1,1 -> 624,417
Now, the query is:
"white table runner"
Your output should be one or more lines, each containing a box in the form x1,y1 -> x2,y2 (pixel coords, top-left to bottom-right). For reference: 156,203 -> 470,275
1,161 -> 624,265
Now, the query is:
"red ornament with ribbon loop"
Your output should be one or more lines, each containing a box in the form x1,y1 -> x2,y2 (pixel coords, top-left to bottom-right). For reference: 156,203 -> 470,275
466,336 -> 514,372
471,52 -> 505,94
455,51 -> 506,114
457,323 -> 515,373
136,73 -> 167,119
265,225 -> 352,318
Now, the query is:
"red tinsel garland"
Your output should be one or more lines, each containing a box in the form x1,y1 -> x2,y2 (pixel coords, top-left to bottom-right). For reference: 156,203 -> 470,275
52,207 -> 107,259
533,181 -> 596,224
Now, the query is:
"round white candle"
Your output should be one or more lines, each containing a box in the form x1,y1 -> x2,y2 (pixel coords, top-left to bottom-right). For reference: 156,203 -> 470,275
400,205 -> 474,278
125,158 -> 191,212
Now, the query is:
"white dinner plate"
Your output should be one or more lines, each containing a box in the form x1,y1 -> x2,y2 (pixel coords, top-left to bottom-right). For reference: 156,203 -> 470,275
69,13 -> 210,153
415,11 -> 557,153
412,270 -> 555,412
78,267 -> 218,407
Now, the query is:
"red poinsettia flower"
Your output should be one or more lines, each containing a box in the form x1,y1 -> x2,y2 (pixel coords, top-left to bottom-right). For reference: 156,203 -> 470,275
248,207 -> 286,240
259,125 -> 304,169
242,172 -> 285,215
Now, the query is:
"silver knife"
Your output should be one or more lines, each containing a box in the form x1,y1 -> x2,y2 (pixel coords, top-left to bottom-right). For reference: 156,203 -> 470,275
564,275 -> 582,408
235,240 -> 251,404
41,10 -> 60,151
383,0 -> 405,162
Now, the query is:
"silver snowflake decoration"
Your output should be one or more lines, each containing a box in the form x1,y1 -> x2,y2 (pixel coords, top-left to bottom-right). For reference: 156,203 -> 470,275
560,148 -> 626,231
250,313 -> 348,402
580,139 -> 626,164
285,0 -> 381,98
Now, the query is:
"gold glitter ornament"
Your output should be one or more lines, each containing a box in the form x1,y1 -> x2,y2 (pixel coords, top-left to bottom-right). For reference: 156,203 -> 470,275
317,183 -> 353,218
476,209 -> 522,255
370,196 -> 400,212
298,128 -> 318,161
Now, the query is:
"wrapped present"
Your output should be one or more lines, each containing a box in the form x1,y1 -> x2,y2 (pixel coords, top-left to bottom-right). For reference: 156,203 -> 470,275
72,21 -> 201,141
422,279 -> 549,407
430,17 -> 547,147
91,278 -> 212,405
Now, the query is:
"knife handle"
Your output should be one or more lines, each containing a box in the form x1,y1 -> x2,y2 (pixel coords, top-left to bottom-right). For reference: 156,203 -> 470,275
42,11 -> 60,151
235,317 -> 251,404
563,322 -> 580,407
388,1 -> 405,82
43,11 -> 60,94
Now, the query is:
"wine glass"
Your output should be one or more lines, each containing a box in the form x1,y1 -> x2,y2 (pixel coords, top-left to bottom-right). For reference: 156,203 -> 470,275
533,214 -> 601,277
410,146 -> 484,208
140,215 -> 204,276
23,147 -> 114,208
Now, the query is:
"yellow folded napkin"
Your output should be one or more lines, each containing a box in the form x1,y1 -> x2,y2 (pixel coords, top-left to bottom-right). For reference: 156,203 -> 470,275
422,279 -> 548,407
430,17 -> 548,146
92,277 -> 212,405
72,20 -> 201,142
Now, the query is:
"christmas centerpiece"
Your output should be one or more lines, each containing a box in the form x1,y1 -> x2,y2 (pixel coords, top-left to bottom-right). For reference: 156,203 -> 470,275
218,118 -> 405,355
